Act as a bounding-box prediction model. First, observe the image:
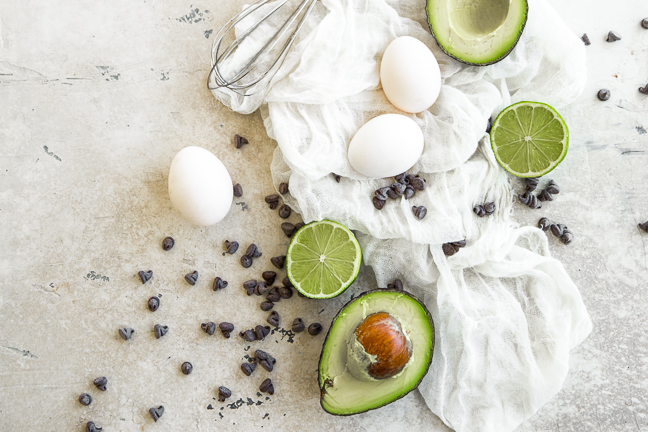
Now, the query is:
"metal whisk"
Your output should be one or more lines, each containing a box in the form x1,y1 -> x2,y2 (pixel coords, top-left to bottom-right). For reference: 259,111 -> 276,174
208,0 -> 318,96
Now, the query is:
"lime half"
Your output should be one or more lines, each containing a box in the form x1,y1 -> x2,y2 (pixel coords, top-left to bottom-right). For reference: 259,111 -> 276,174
490,101 -> 569,178
286,220 -> 362,299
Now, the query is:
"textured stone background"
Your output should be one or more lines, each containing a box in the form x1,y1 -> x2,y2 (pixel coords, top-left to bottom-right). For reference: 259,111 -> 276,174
0,0 -> 646,431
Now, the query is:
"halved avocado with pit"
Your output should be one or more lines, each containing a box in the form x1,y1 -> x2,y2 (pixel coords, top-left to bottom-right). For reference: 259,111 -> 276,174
318,289 -> 434,415
426,0 -> 529,65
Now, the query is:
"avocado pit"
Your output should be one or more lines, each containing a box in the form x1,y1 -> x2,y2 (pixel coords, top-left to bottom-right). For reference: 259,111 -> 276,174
347,312 -> 412,381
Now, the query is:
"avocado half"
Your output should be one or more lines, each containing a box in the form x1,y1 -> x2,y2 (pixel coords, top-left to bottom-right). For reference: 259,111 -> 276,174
318,289 -> 434,415
426,0 -> 529,65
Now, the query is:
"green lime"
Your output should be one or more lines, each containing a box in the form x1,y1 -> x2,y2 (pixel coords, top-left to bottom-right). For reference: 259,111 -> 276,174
490,101 -> 569,178
286,220 -> 362,299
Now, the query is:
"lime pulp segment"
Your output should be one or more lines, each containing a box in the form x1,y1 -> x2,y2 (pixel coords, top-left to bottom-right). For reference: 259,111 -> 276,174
286,220 -> 362,299
490,101 -> 569,178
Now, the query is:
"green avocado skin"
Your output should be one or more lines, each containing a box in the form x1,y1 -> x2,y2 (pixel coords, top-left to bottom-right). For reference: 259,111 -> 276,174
425,0 -> 529,66
318,289 -> 435,416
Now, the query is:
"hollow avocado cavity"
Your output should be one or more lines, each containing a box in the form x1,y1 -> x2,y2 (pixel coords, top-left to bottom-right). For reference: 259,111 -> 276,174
450,0 -> 511,39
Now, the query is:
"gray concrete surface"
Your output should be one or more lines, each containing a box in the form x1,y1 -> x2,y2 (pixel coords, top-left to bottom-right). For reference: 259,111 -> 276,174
0,0 -> 647,431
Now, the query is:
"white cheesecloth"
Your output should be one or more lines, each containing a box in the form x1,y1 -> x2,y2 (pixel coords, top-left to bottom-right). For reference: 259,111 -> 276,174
210,1 -> 593,431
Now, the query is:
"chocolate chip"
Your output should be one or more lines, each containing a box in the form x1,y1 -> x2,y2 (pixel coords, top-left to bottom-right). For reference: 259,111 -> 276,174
391,182 -> 406,196
538,217 -> 553,231
606,31 -> 621,42
643,18 -> 648,30
295,222 -> 305,231
452,240 -> 467,250
279,182 -> 289,194
262,271 -> 277,285
639,221 -> 648,232
267,311 -> 280,327
240,255 -> 253,268
259,378 -> 274,395
79,393 -> 93,406
265,194 -> 280,204
93,376 -> 108,391
525,177 -> 539,192
213,277 -> 228,291
412,205 -> 427,220
240,329 -> 257,342
375,187 -> 390,201
181,362 -> 193,375
201,322 -> 216,336
640,86 -> 648,95
269,201 -> 279,210
292,318 -> 305,333
259,359 -> 274,372
266,288 -> 281,303
442,243 -> 456,256
162,237 -> 175,251
233,183 -> 243,197
148,296 -> 160,312
278,204 -> 292,219
372,196 -> 386,210
486,116 -> 493,133
404,185 -> 415,200
235,134 -> 249,149
154,324 -> 168,339
387,279 -> 403,290
243,279 -> 258,294
277,286 -> 293,299
282,277 -> 293,288
394,172 -> 407,183
219,322 -> 234,338
241,362 -> 256,376
86,422 -> 102,432
406,174 -> 417,184
281,222 -> 296,237
308,323 -> 323,335
518,192 -> 541,209
138,270 -> 153,284
473,205 -> 486,217
185,270 -> 199,286
483,202 -> 496,214
560,229 -> 574,245
597,89 -> 610,101
581,33 -> 591,46
245,243 -> 262,258
225,240 -> 239,254
255,281 -> 270,296
260,301 -> 274,311
544,180 -> 558,195
119,327 -> 134,340
218,386 -> 232,402
271,255 -> 286,269
255,325 -> 271,340
550,223 -> 566,238
149,405 -> 164,422
386,188 -> 398,199
411,177 -> 426,191
332,173 -> 341,183
538,189 -> 553,201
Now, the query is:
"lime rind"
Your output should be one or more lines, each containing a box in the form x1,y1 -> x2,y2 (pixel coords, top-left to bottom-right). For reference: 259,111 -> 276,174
490,101 -> 569,178
286,220 -> 362,299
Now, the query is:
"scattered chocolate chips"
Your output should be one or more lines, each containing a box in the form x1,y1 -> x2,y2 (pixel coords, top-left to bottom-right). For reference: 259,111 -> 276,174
387,279 -> 403,290
581,33 -> 591,46
246,243 -> 262,258
240,255 -> 253,268
255,325 -> 271,341
233,183 -> 243,198
262,271 -> 277,285
278,204 -> 292,219
486,116 -> 493,133
412,205 -> 427,220
218,386 -> 232,402
277,286 -> 293,299
162,237 -> 175,251
295,222 -> 305,231
639,221 -> 648,232
243,280 -> 257,296
292,318 -> 305,333
241,362 -> 256,376
149,405 -> 164,422
119,327 -> 135,341
560,229 -> 574,245
282,277 -> 293,288
281,222 -> 296,237
473,202 -> 496,217
525,177 -> 539,192
219,322 -> 234,338
332,173 -> 341,183
259,378 -> 274,395
86,422 -> 102,432
213,277 -> 228,291
279,182 -> 289,194
255,282 -> 270,296
643,18 -> 648,30
639,85 -> 648,95
256,350 -> 276,372
411,177 -> 426,191
148,296 -> 160,312
265,194 -> 280,205
308,323 -> 323,335
375,187 -> 390,201
225,240 -> 239,254
185,270 -> 199,286
235,134 -> 249,149
597,89 -> 610,101
606,31 -> 621,42
270,255 -> 286,269
154,324 -> 169,339
538,189 -> 553,201
260,301 -> 274,311
404,185 -> 415,200
93,376 -> 108,391
391,182 -> 406,196
79,393 -> 93,406
373,196 -> 386,210
201,322 -> 216,336
267,311 -> 280,327
138,270 -> 153,284
443,240 -> 467,256
240,329 -> 257,342
181,362 -> 193,375
538,217 -> 553,232
518,191 -> 541,209
266,288 -> 281,303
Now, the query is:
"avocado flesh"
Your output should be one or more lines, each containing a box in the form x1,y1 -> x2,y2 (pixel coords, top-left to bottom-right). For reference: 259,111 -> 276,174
319,290 -> 434,416
426,0 -> 528,65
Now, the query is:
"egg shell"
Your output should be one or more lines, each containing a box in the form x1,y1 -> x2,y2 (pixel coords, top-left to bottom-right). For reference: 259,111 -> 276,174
380,36 -> 441,114
168,146 -> 233,226
347,114 -> 424,179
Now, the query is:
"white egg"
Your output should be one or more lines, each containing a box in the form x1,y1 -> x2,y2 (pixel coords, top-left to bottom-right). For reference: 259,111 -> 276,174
380,36 -> 441,114
347,114 -> 424,178
168,146 -> 233,226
